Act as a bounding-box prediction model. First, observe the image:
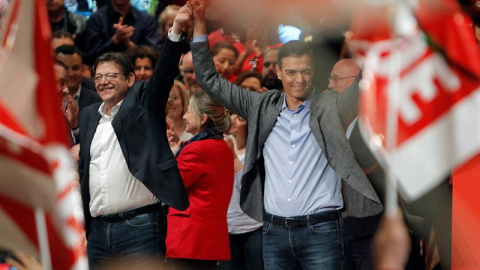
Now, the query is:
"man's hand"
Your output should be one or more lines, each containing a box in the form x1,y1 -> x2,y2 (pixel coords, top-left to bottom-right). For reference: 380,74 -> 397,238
373,209 -> 411,270
6,251 -> 43,270
65,95 -> 79,129
190,0 -> 207,37
112,17 -> 135,47
190,0 -> 206,22
172,2 -> 193,34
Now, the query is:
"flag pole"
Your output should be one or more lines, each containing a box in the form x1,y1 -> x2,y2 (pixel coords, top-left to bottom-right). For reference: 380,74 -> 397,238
35,208 -> 52,270
383,0 -> 417,216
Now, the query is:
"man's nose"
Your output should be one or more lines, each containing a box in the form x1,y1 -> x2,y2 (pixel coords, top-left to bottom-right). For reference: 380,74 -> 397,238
327,80 -> 335,90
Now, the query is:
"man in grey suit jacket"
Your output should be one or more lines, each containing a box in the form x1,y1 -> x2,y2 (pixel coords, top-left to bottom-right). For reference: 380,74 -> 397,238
177,1 -> 382,269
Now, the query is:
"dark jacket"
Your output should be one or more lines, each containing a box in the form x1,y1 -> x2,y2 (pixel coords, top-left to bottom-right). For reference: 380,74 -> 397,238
78,38 -> 189,235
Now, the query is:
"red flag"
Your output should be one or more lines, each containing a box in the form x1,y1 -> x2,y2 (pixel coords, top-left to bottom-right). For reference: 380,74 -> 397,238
0,0 -> 87,269
349,0 -> 480,200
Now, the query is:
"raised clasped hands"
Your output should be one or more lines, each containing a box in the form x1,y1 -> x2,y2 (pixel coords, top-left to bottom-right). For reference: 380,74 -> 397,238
172,1 -> 193,34
112,17 -> 135,47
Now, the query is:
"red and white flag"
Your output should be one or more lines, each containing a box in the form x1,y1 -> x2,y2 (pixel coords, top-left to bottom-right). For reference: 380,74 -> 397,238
349,0 -> 480,200
0,0 -> 87,269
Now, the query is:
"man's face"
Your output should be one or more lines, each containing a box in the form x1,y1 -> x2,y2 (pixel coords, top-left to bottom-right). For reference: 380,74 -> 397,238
181,52 -> 201,94
327,59 -> 360,93
56,52 -> 83,94
94,61 -> 134,107
261,49 -> 283,90
47,0 -> 64,12
277,54 -> 314,103
134,57 -> 154,81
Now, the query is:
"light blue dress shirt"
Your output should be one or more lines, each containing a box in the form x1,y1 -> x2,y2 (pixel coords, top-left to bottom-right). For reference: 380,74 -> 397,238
263,91 -> 344,217
190,34 -> 344,217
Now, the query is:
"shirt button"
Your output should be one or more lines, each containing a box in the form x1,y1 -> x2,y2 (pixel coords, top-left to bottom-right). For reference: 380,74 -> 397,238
289,161 -> 293,165
292,144 -> 296,148
288,179 -> 292,183
292,129 -> 296,133
288,198 -> 291,202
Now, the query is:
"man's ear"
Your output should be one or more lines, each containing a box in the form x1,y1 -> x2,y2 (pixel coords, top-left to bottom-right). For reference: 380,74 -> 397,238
127,73 -> 135,87
276,65 -> 282,81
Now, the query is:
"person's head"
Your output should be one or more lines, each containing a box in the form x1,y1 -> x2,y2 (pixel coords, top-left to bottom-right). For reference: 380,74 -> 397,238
125,45 -> 159,82
229,113 -> 247,138
93,52 -> 135,108
158,4 -> 180,39
111,0 -> 131,13
184,91 -> 231,135
54,45 -> 84,94
167,80 -> 189,121
276,40 -> 315,104
47,0 -> 64,14
210,42 -> 238,78
181,51 -> 202,95
327,58 -> 360,93
234,71 -> 262,92
0,0 -> 9,32
261,47 -> 282,90
53,61 -> 68,98
51,31 -> 74,52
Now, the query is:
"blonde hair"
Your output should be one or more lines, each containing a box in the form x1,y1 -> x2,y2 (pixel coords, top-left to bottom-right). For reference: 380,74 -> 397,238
158,5 -> 180,38
172,80 -> 189,116
189,91 -> 231,133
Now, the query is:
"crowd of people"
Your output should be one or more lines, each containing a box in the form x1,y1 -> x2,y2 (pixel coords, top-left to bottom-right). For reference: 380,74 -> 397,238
4,0 -> 463,269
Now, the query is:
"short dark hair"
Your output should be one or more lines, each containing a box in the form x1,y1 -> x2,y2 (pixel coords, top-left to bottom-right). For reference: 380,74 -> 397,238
277,40 -> 314,69
234,71 -> 262,85
210,42 -> 239,59
54,45 -> 83,60
93,52 -> 134,76
124,45 -> 159,67
51,30 -> 74,41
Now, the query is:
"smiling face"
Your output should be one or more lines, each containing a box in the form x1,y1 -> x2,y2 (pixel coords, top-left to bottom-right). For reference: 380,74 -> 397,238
167,86 -> 184,120
94,61 -> 134,109
213,48 -> 237,78
56,52 -> 83,95
183,104 -> 202,135
277,54 -> 314,109
134,57 -> 154,81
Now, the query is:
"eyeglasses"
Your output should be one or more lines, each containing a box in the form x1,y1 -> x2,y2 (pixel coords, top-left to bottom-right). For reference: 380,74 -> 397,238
93,72 -> 124,83
328,75 -> 357,83
263,62 -> 277,68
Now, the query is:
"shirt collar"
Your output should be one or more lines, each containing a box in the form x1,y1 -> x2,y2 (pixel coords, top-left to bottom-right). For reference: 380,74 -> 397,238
281,88 -> 316,112
98,100 -> 124,119
73,85 -> 82,101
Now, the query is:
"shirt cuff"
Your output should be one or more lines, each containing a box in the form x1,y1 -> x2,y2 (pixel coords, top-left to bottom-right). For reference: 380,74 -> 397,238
167,28 -> 184,42
192,35 -> 208,43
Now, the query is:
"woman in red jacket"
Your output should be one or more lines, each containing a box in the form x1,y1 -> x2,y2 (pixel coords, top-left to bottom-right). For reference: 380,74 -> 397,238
166,91 -> 234,270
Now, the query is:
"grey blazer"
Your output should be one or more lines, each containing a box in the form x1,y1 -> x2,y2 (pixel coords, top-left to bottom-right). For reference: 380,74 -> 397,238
190,41 -> 383,221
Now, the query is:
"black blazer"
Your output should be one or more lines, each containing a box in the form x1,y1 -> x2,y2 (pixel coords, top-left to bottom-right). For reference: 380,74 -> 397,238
77,86 -> 101,112
78,38 -> 189,235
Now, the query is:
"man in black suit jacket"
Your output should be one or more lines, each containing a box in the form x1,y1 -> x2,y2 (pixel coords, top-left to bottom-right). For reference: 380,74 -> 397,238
77,36 -> 189,268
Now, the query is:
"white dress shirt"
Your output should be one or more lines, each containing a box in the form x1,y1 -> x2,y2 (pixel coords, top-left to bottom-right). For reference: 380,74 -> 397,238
89,101 -> 158,217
